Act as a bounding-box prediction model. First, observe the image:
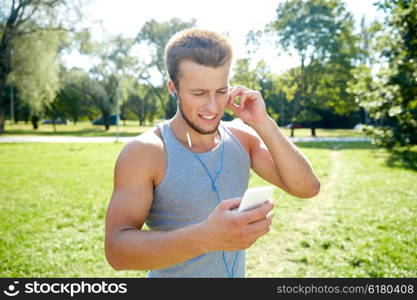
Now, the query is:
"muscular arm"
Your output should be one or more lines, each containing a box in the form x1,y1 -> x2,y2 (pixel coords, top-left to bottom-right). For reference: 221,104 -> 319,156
249,117 -> 320,198
227,86 -> 320,199
104,139 -> 209,270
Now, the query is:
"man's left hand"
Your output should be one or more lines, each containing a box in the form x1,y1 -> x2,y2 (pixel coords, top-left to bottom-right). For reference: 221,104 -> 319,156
227,86 -> 269,126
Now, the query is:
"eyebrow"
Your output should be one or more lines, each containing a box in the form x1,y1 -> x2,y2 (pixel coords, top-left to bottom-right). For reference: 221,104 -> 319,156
189,86 -> 228,92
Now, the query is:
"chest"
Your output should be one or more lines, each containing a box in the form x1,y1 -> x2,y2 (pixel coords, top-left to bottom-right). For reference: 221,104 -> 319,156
148,145 -> 251,230
153,128 -> 251,188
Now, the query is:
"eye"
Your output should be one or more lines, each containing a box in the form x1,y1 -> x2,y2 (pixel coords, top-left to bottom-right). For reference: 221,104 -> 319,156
217,91 -> 227,94
193,93 -> 204,96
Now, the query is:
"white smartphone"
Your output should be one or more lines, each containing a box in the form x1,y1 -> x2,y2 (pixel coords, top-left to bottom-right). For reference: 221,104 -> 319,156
237,186 -> 274,212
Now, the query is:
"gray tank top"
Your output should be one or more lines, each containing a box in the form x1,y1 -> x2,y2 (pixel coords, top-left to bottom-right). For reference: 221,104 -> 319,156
146,120 -> 251,278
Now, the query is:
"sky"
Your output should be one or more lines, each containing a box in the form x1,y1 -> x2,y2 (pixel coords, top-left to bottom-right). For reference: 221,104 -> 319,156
64,0 -> 384,78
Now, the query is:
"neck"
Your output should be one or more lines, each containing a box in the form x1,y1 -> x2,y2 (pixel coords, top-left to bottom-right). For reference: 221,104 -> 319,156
170,112 -> 221,153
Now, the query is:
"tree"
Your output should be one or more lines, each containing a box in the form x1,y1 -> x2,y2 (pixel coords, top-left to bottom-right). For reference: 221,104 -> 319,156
87,35 -> 144,129
81,76 -> 112,130
8,29 -> 63,129
57,67 -> 93,124
126,82 -> 158,126
136,18 -> 196,119
231,58 -> 261,90
0,0 -> 82,133
44,93 -> 67,132
349,0 -> 417,148
268,0 -> 360,136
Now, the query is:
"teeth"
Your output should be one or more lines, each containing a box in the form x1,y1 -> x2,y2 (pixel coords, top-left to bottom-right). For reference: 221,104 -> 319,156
200,114 -> 215,120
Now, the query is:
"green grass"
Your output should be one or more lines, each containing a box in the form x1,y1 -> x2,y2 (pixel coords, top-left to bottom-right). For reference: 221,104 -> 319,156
248,142 -> 417,277
0,142 -> 139,277
2,119 -> 365,138
0,141 -> 416,277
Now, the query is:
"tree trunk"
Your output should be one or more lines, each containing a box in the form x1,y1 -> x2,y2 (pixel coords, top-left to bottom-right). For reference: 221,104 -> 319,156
140,98 -> 145,126
291,127 -> 294,137
311,127 -> 316,137
144,78 -> 167,117
0,107 -> 5,134
102,111 -> 110,131
31,115 -> 39,130
310,121 -> 316,137
0,78 -> 7,134
0,27 -> 13,135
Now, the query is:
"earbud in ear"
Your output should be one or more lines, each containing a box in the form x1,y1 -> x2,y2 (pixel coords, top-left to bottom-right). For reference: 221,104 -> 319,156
173,90 -> 179,104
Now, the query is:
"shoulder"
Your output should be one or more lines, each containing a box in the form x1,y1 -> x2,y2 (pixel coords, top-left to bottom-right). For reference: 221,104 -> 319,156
115,125 -> 165,186
223,119 -> 259,154
118,126 -> 164,163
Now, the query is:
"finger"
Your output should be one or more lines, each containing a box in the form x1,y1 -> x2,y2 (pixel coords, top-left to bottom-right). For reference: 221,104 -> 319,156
239,200 -> 274,223
228,89 -> 240,107
238,91 -> 253,110
232,90 -> 256,110
242,91 -> 260,108
266,198 -> 274,218
227,93 -> 239,110
218,197 -> 241,211
245,216 -> 272,234
228,86 -> 238,95
227,100 -> 239,115
228,86 -> 246,106
244,220 -> 271,245
228,86 -> 238,100
253,224 -> 271,239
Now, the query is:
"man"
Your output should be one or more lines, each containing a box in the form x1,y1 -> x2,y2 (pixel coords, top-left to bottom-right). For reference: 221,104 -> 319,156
104,28 -> 320,278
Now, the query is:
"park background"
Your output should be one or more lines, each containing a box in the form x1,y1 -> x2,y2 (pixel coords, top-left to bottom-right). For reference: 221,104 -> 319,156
0,0 -> 416,277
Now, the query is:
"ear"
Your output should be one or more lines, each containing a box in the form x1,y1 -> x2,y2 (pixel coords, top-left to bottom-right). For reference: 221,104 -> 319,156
167,80 -> 175,97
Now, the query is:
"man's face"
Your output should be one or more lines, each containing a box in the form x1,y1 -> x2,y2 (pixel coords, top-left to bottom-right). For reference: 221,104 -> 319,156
174,60 -> 230,135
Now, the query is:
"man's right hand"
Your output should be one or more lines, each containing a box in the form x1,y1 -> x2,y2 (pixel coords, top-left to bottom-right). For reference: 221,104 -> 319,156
200,197 -> 274,252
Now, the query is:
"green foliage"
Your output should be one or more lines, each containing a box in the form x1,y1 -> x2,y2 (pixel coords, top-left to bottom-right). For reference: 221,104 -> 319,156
9,29 -> 63,116
90,35 -> 140,109
0,0 -> 84,132
78,75 -> 114,129
136,18 -> 195,118
72,29 -> 98,55
56,68 -> 95,124
126,82 -> 158,125
271,0 -> 345,58
231,58 -> 261,90
136,18 -> 196,80
269,0 -> 360,134
349,0 -> 417,148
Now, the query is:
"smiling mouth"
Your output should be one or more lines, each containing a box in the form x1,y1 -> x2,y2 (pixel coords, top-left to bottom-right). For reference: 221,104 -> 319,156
198,114 -> 217,120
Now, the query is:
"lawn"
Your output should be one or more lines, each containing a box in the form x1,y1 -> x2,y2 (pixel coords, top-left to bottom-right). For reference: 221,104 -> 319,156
2,119 -> 366,138
0,141 -> 415,277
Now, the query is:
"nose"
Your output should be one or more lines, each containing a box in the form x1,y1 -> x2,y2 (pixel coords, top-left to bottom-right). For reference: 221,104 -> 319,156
205,93 -> 220,113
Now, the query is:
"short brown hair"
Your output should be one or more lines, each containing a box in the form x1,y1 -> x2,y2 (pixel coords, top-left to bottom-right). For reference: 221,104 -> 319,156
165,28 -> 233,89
